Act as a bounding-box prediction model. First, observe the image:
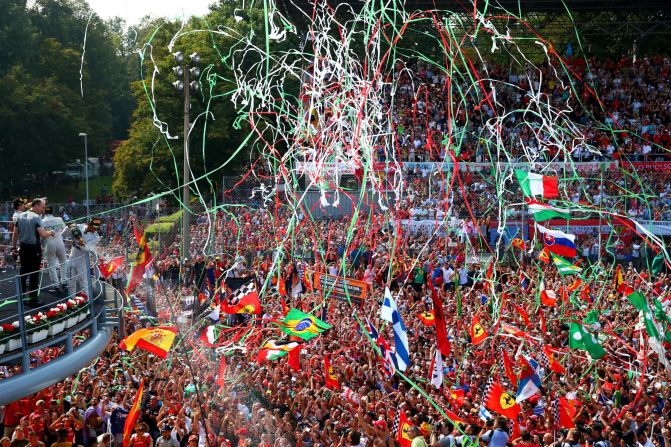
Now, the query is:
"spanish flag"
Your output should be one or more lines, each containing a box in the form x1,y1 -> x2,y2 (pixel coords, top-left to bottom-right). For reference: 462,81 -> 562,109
99,256 -> 124,279
126,224 -> 152,293
470,316 -> 488,345
119,326 -> 178,359
279,308 -> 331,340
122,380 -> 144,447
324,356 -> 340,390
416,310 -> 435,326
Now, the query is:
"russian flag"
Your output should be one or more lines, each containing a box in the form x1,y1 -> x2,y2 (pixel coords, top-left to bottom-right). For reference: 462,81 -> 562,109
535,223 -> 577,258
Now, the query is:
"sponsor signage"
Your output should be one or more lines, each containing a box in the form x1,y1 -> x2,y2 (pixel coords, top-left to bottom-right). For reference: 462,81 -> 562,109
314,272 -> 368,307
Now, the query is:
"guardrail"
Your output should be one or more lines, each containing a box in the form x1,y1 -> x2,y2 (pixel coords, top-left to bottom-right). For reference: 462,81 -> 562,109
0,253 -> 124,377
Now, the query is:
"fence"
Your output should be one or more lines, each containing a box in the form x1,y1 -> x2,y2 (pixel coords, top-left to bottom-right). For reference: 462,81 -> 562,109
0,253 -> 124,394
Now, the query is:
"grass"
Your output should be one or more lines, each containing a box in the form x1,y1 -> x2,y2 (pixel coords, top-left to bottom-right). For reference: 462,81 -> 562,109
46,175 -> 114,203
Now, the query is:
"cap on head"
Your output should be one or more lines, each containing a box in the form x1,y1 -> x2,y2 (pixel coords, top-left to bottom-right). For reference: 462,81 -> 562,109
90,218 -> 101,228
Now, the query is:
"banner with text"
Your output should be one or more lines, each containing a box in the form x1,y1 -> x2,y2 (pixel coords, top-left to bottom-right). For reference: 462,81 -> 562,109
314,273 -> 368,307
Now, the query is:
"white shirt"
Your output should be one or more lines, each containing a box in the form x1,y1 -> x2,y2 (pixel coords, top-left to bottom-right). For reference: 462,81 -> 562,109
42,214 -> 66,242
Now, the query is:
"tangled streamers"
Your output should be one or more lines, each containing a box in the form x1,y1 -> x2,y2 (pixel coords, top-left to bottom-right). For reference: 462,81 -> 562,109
109,0 -> 671,436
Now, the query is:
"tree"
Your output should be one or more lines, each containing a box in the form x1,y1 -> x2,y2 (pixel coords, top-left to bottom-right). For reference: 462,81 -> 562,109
112,0 -> 293,200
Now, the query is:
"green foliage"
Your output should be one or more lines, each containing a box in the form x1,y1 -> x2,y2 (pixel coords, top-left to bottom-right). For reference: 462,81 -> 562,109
0,0 -> 134,197
157,210 -> 183,224
145,222 -> 175,237
112,0 -> 302,199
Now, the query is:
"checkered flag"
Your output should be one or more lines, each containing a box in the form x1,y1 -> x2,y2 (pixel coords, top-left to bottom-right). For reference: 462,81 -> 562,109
392,406 -> 401,436
551,396 -> 560,427
539,350 -> 550,373
482,375 -> 495,403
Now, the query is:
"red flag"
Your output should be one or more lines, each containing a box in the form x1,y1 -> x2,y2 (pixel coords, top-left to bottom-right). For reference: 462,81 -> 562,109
287,335 -> 301,371
215,356 -> 226,387
99,256 -> 124,279
543,345 -> 566,374
280,297 -> 289,316
122,380 -> 144,447
502,349 -> 517,384
512,304 -> 530,327
484,380 -> 521,419
539,311 -> 548,333
470,316 -> 488,345
540,281 -> 557,306
220,281 -> 261,314
324,356 -> 340,390
485,260 -> 494,292
278,276 -> 287,297
396,410 -> 414,447
558,396 -> 577,428
580,284 -> 591,302
567,279 -> 583,293
511,238 -> 526,250
443,408 -> 465,424
416,310 -> 436,326
538,247 -> 551,264
447,389 -> 465,407
430,287 -> 451,356
501,323 -> 532,341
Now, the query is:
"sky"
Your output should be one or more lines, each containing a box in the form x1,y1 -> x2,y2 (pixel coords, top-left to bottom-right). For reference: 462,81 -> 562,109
86,0 -> 215,25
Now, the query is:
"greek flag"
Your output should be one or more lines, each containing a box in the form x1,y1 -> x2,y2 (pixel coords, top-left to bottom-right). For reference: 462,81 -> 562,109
381,287 -> 410,371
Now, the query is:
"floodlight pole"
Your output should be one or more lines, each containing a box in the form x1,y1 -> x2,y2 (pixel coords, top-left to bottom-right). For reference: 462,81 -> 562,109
182,65 -> 191,261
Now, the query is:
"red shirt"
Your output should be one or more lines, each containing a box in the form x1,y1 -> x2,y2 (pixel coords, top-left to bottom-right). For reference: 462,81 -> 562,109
130,433 -> 152,447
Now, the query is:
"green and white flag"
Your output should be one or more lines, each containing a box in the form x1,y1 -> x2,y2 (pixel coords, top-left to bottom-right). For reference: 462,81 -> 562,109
551,253 -> 582,276
569,322 -> 605,359
527,200 -> 570,221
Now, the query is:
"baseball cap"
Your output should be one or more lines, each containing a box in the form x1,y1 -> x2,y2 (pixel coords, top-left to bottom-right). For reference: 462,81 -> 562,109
373,420 -> 387,430
90,218 -> 101,227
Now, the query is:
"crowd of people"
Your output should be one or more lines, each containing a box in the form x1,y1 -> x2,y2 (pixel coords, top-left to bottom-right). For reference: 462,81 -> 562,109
384,56 -> 671,163
3,53 -> 671,447
2,190 -> 671,447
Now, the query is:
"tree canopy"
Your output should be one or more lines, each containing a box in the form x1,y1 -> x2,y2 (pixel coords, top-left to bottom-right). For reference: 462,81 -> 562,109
0,0 -> 133,197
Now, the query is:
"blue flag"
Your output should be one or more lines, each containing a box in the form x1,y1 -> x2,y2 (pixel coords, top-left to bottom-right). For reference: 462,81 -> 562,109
381,287 -> 410,371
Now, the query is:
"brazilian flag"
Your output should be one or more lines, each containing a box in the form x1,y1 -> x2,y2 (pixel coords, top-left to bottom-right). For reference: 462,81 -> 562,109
280,309 -> 332,340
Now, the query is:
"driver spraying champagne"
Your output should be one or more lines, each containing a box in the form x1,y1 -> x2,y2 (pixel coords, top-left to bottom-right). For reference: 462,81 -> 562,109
67,218 -> 101,296
42,206 -> 68,292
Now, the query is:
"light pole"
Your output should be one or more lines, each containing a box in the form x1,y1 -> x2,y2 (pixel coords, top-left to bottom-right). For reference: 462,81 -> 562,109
172,51 -> 201,260
78,132 -> 90,221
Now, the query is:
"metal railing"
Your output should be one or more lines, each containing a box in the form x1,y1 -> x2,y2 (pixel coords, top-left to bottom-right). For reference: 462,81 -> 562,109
0,253 -> 124,376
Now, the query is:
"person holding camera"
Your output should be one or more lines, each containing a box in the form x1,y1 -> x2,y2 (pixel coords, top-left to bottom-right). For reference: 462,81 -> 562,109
11,198 -> 55,306
66,218 -> 101,297
479,418 -> 509,447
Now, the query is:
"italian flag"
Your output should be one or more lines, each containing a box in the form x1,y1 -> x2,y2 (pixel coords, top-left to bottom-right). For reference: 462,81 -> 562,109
527,200 -> 570,221
515,170 -> 559,198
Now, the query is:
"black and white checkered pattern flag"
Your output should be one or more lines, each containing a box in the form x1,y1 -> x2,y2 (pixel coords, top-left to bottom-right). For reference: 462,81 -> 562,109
392,406 -> 401,436
227,280 -> 256,306
551,397 -> 560,427
539,350 -> 550,373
